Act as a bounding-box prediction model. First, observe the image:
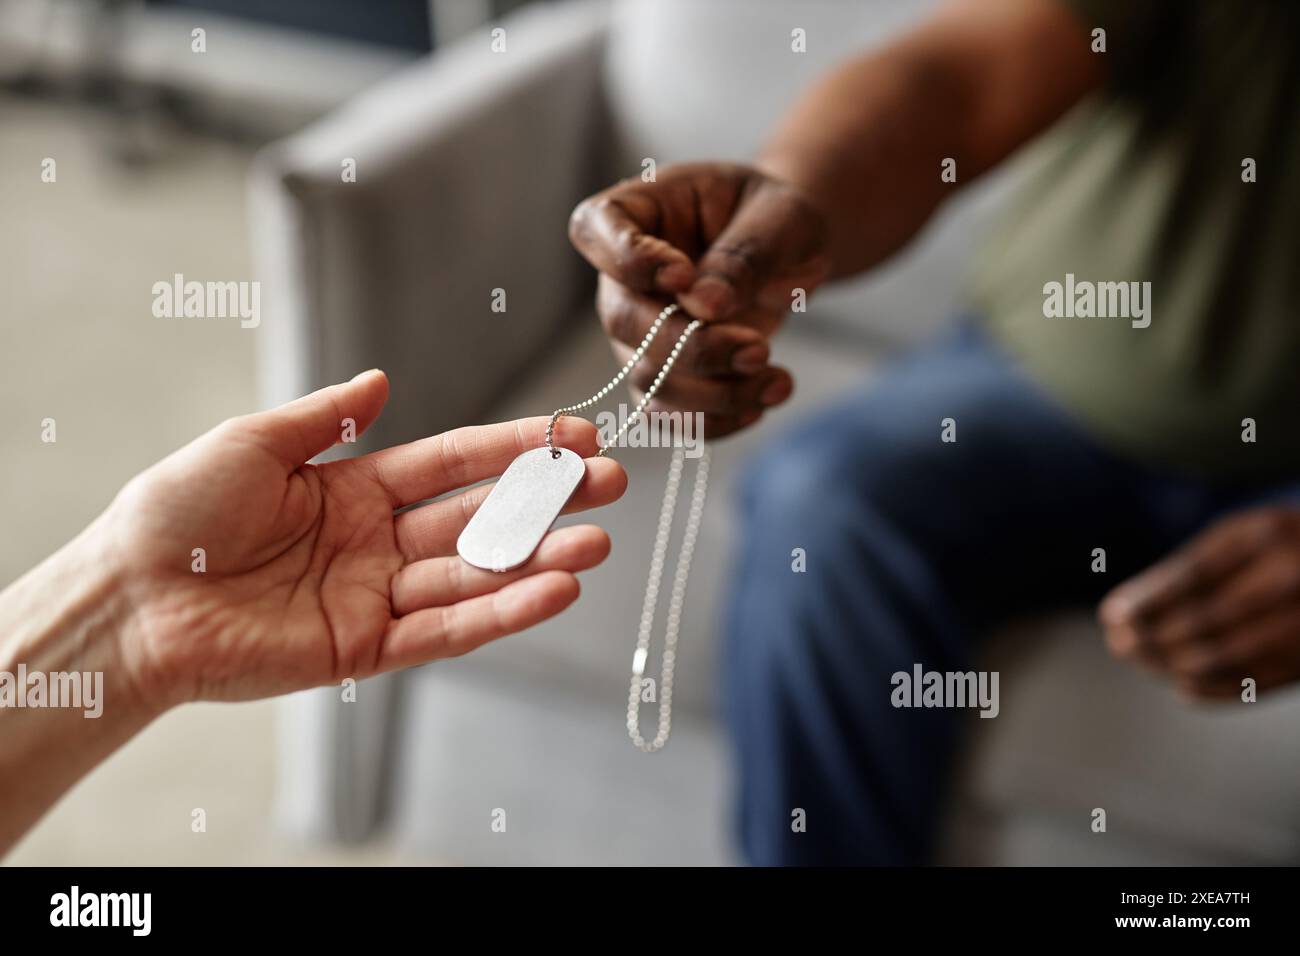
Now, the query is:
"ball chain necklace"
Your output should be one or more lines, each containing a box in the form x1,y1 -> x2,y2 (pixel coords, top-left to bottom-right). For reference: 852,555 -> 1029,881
457,303 -> 707,752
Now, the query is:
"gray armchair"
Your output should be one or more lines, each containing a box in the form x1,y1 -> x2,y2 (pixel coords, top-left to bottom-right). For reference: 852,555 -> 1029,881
250,0 -> 1300,864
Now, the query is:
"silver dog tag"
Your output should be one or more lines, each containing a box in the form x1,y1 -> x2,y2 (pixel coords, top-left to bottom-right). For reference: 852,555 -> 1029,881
457,447 -> 586,572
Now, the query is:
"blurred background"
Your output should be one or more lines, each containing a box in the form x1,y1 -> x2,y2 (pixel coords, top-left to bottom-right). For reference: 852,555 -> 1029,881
4,0 -> 1299,866
0,0 -> 445,865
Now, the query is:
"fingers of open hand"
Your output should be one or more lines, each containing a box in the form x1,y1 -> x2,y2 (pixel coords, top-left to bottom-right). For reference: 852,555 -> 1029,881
380,570 -> 581,669
358,416 -> 599,509
392,455 -> 626,563
390,524 -> 610,615
377,440 -> 625,669
227,368 -> 390,474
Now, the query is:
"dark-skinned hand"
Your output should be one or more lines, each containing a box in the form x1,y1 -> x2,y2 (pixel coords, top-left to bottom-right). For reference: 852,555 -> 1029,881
568,162 -> 830,439
1099,507 -> 1300,701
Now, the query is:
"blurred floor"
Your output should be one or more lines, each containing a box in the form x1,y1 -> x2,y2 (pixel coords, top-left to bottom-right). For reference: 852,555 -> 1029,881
0,94 -> 406,865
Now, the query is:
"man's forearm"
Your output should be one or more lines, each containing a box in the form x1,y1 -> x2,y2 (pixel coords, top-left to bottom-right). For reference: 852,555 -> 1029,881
758,0 -> 1100,278
0,519 -> 158,856
759,47 -> 964,279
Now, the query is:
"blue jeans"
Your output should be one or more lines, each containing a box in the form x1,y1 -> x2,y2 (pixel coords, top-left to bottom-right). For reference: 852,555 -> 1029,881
722,323 -> 1297,866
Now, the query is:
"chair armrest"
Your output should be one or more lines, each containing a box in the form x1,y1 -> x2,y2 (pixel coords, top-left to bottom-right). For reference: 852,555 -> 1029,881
249,0 -> 612,448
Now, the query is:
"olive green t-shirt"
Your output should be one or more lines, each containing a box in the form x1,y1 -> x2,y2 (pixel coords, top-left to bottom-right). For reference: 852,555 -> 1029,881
969,0 -> 1300,480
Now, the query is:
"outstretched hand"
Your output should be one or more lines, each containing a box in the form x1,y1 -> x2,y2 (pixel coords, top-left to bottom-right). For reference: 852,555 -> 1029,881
103,370 -> 627,709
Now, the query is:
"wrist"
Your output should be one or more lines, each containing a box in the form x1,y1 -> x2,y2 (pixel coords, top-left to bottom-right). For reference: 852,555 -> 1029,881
0,513 -> 165,728
0,514 -> 168,854
755,148 -> 834,225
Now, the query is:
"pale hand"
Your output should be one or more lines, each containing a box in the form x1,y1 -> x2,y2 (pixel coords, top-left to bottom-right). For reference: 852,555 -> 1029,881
102,370 -> 626,710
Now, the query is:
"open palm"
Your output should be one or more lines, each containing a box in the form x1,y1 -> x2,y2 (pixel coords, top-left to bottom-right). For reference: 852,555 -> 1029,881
104,370 -> 625,709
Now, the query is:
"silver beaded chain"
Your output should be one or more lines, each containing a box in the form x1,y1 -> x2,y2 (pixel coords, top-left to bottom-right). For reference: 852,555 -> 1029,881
546,303 -> 701,459
545,303 -> 709,753
627,442 -> 709,752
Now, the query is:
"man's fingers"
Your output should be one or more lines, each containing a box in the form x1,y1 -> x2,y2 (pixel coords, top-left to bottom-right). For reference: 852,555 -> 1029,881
634,365 -> 794,419
678,180 -> 826,321
360,416 -> 599,509
603,331 -> 793,439
394,456 -> 626,562
379,570 -> 580,669
1165,603 -> 1300,680
599,277 -> 779,374
600,293 -> 780,379
1171,606 -> 1300,699
1099,511 -> 1284,626
569,187 -> 696,294
229,369 -> 389,472
1139,549 -> 1300,653
571,167 -> 828,323
1202,541 -> 1300,624
390,524 -> 610,615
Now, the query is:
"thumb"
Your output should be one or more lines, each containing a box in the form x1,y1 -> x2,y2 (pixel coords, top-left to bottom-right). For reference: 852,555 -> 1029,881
243,369 -> 390,471
679,180 -> 826,321
568,189 -> 697,295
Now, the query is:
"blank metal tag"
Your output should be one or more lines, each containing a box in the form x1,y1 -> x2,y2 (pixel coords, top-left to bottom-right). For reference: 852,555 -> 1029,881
457,447 -> 586,572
